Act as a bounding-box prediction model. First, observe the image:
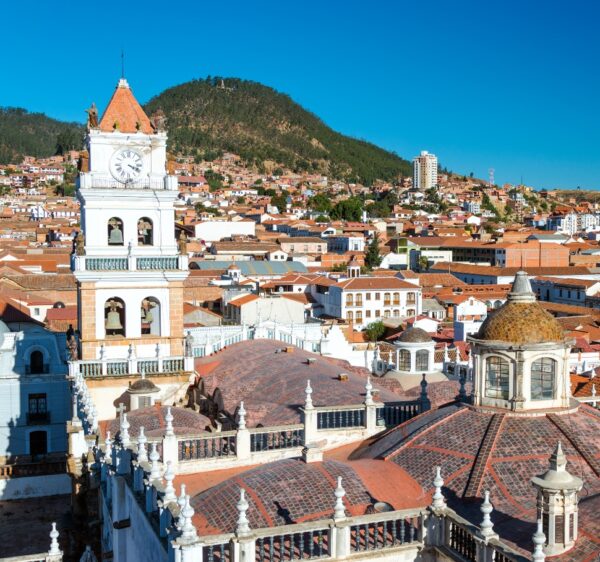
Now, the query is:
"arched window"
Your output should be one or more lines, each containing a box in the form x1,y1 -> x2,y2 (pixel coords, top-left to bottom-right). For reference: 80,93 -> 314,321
141,297 -> 161,336
531,358 -> 556,400
383,293 -> 391,306
355,310 -> 363,324
407,309 -> 416,317
393,309 -> 400,317
355,294 -> 363,307
29,350 -> 45,374
137,217 -> 153,246
108,217 -> 124,246
398,349 -> 411,371
485,356 -> 510,399
347,311 -> 354,322
416,349 -> 429,371
393,292 -> 400,305
346,294 -> 354,306
105,298 -> 125,337
384,310 -> 390,318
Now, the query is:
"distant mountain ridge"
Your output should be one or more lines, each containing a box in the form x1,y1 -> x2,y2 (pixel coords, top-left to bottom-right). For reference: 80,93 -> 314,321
0,107 -> 83,165
0,77 -> 412,185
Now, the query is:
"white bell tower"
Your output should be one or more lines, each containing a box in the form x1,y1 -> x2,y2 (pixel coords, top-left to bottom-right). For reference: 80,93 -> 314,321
73,79 -> 188,361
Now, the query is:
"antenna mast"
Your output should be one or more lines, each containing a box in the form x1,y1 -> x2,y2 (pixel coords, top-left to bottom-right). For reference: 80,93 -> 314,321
488,168 -> 495,189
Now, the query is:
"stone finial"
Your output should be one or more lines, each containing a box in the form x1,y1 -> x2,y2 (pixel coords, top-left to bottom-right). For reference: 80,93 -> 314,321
236,488 -> 251,536
120,412 -> 130,446
127,343 -> 134,360
365,376 -> 374,406
91,407 -> 98,433
238,401 -> 247,430
137,426 -> 148,462
458,374 -> 467,402
140,369 -> 145,379
155,343 -> 161,358
79,545 -> 98,562
431,466 -> 446,509
149,442 -> 161,481
163,461 -> 177,503
479,490 -> 495,538
72,394 -> 79,421
592,384 -> 596,397
420,373 -> 431,411
178,484 -> 187,511
333,476 -> 347,520
104,431 -> 113,462
305,379 -> 314,410
164,407 -> 174,437
180,495 -> 197,540
48,522 -> 61,555
532,518 -> 546,562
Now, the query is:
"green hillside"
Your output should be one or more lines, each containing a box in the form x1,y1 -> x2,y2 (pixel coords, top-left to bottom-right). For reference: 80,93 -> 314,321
0,107 -> 83,164
144,77 -> 411,185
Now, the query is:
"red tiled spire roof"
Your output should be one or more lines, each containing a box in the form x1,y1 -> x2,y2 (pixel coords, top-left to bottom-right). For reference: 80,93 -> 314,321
98,79 -> 154,134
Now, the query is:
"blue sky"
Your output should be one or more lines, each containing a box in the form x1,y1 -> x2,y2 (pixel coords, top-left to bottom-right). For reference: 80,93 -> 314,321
1,0 -> 598,189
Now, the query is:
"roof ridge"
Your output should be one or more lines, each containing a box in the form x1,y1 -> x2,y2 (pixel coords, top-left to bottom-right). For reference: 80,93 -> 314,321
463,412 -> 506,499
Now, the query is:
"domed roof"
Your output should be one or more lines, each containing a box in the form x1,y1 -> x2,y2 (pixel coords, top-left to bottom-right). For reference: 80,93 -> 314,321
475,271 -> 565,344
359,403 -> 600,556
191,459 -> 373,534
104,405 -> 212,438
128,377 -> 159,394
398,326 -> 432,343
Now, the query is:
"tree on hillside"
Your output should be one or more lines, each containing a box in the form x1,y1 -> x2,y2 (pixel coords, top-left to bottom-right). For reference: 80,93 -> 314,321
308,193 -> 333,214
365,321 -> 385,342
365,233 -> 382,269
331,197 -> 363,221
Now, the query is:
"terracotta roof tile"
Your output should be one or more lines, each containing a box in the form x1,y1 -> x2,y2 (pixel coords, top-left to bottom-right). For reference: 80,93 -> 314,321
98,80 -> 154,134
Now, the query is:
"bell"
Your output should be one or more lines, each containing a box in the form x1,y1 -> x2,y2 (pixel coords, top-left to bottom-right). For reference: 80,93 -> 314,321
144,310 -> 153,323
109,226 -> 123,244
106,310 -> 123,330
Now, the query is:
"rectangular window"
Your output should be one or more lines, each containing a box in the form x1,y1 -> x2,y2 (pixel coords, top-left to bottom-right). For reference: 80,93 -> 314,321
375,293 -> 381,300
29,393 -> 47,414
366,310 -> 371,318
375,310 -> 381,317
366,293 -> 371,300
485,357 -> 510,399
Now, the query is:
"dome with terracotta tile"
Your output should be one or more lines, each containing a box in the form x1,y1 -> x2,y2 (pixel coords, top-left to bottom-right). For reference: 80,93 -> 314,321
475,271 -> 565,344
189,457 -> 425,535
397,327 -> 432,344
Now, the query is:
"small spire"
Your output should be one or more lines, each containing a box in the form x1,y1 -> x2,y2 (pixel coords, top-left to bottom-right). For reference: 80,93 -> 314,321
458,374 -> 467,402
178,484 -> 187,511
508,271 -> 536,303
120,412 -> 130,446
532,518 -> 546,561
149,442 -> 161,481
431,466 -> 446,509
238,401 -> 246,430
305,379 -> 314,409
549,441 -> 566,473
48,522 -> 61,555
333,476 -> 347,520
164,407 -> 174,437
479,490 -> 495,539
180,495 -> 197,540
420,373 -> 431,411
163,461 -> 177,503
365,376 -> 374,406
137,426 -> 148,462
236,488 -> 251,536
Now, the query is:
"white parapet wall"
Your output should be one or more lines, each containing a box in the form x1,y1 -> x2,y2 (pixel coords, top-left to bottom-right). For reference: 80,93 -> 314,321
0,473 -> 71,500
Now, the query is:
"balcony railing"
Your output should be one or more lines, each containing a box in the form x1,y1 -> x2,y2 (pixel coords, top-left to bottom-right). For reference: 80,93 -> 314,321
73,255 -> 186,272
77,173 -> 178,191
75,355 -> 187,378
26,411 -> 51,425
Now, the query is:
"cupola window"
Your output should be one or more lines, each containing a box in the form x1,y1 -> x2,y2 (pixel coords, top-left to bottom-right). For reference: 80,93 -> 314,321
531,358 -> 556,400
485,356 -> 509,399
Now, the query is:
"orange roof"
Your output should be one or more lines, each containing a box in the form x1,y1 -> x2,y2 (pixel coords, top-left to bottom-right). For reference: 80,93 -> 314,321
98,79 -> 154,134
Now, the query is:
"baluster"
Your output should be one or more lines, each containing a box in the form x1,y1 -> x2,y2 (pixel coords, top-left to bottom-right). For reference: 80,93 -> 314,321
374,522 -> 379,548
207,546 -> 214,562
269,536 -> 275,562
364,524 -> 369,550
391,518 -> 397,544
219,543 -> 225,562
382,520 -> 388,548
409,517 -> 415,542
317,530 -> 323,557
259,537 -> 265,561
299,531 -> 304,559
400,518 -> 405,544
309,530 -> 315,557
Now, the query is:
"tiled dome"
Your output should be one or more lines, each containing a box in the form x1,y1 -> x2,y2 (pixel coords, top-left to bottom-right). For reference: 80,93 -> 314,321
398,327 -> 432,343
476,271 -> 565,344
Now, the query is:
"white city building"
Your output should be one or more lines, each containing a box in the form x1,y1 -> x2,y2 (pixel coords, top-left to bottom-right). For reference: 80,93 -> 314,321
412,150 -> 438,190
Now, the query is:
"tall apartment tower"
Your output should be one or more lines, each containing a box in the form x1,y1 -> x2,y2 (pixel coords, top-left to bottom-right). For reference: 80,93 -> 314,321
72,78 -> 189,362
412,150 -> 438,190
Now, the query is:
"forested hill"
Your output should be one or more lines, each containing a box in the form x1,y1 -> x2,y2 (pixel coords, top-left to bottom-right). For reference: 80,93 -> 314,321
0,108 -> 83,164
144,77 -> 411,185
1,78 -> 412,185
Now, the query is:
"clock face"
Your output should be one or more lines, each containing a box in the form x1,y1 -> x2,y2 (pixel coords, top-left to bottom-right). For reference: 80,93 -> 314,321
110,148 -> 144,182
